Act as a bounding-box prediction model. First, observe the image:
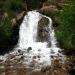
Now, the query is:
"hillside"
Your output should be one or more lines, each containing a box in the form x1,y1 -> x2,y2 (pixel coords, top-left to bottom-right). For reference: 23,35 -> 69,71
0,0 -> 75,75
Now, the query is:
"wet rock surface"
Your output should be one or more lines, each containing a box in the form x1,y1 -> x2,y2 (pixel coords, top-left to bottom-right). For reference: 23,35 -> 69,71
0,50 -> 73,75
37,17 -> 50,42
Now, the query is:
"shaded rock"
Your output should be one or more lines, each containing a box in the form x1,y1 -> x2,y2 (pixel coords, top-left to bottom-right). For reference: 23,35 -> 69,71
51,55 -> 54,58
27,47 -> 32,50
37,17 -> 49,42
20,56 -> 24,59
39,5 -> 58,15
58,50 -> 63,53
29,62 -> 35,67
18,49 -> 21,53
11,11 -> 26,26
33,56 -> 37,59
53,59 -> 62,68
41,66 -> 51,72
7,54 -> 16,59
37,55 -> 40,58
27,47 -> 32,52
18,49 -> 23,55
51,49 -> 55,54
0,59 -> 3,62
16,11 -> 26,21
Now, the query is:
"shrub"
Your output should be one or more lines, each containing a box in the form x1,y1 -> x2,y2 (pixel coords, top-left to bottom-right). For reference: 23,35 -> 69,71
0,17 -> 13,39
3,0 -> 26,18
56,1 -> 75,49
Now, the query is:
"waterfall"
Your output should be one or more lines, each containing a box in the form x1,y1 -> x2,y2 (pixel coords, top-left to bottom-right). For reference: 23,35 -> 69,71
18,11 -> 59,51
16,11 -> 62,68
0,11 -> 64,70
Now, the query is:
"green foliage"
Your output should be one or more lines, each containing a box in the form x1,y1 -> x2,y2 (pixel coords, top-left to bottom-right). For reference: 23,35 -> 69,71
0,0 -> 26,40
56,1 -> 75,49
4,0 -> 25,11
0,0 -> 26,49
0,17 -> 13,39
3,0 -> 26,18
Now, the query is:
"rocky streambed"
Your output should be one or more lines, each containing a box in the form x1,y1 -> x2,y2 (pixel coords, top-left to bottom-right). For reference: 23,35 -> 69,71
1,47 -> 75,75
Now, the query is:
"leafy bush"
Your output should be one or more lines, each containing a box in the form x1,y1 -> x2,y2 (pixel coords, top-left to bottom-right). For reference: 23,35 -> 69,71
0,16 -> 19,54
4,0 -> 25,11
3,0 -> 26,18
56,1 -> 75,49
0,17 -> 13,40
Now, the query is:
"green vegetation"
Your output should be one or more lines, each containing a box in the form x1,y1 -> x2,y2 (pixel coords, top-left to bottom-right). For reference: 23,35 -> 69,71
0,17 -> 13,39
0,0 -> 26,38
3,0 -> 26,18
55,0 -> 75,49
0,0 -> 26,52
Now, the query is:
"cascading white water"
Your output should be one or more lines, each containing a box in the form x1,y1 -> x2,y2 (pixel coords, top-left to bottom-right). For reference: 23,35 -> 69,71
16,11 -> 62,68
0,11 -> 64,70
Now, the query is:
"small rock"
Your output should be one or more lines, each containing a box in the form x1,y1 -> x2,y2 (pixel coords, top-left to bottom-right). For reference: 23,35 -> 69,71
58,50 -> 62,53
33,56 -> 37,59
37,55 -> 40,58
8,54 -> 16,59
41,67 -> 46,72
51,50 -> 55,54
18,49 -> 21,53
27,47 -> 32,52
0,59 -> 3,62
18,49 -> 23,55
51,55 -> 54,58
20,56 -> 24,59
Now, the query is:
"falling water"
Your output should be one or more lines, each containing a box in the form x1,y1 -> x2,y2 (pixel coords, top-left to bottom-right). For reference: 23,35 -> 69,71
0,11 -> 64,70
16,11 -> 63,68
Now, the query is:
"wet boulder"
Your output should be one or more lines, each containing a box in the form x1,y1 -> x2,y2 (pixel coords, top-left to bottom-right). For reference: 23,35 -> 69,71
37,17 -> 49,42
27,47 -> 32,52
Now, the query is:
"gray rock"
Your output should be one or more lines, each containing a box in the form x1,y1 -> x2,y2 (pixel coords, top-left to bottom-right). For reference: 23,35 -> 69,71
27,47 -> 32,52
37,17 -> 50,42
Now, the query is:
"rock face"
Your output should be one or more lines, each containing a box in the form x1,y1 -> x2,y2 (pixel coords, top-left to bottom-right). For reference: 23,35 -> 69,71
37,17 -> 49,42
39,5 -> 58,15
11,11 -> 26,26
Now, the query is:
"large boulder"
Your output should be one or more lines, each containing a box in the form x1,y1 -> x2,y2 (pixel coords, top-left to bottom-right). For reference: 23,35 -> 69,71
39,5 -> 58,15
37,17 -> 49,42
